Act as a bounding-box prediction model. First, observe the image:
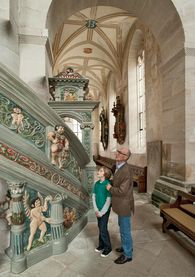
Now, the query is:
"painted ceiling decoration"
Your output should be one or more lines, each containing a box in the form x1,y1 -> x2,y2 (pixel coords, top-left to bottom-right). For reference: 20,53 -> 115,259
52,6 -> 136,98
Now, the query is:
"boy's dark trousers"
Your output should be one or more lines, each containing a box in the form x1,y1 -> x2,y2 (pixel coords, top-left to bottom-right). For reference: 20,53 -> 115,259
97,210 -> 112,251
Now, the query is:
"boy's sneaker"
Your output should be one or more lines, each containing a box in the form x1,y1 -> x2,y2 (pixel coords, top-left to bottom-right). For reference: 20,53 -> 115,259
101,249 -> 112,257
95,246 -> 104,252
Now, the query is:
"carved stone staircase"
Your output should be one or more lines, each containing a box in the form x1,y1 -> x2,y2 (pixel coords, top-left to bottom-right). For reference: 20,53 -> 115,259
0,63 -> 91,273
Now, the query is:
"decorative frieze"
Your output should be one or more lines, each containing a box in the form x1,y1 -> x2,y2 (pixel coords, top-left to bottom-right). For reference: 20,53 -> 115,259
0,142 -> 88,201
0,93 -> 46,151
62,151 -> 82,181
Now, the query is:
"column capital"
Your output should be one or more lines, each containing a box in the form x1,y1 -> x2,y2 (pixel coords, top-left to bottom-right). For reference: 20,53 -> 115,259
80,122 -> 94,129
8,181 -> 26,198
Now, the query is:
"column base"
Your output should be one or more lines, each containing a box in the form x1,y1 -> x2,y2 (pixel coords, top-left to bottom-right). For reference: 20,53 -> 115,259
11,255 -> 27,274
52,236 -> 67,255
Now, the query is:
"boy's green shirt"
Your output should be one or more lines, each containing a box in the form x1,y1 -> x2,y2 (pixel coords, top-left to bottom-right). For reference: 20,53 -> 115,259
93,179 -> 111,210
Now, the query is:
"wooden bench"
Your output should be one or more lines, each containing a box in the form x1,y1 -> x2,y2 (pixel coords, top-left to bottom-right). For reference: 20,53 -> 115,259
93,155 -> 116,173
93,155 -> 147,193
160,190 -> 195,242
129,164 -> 147,193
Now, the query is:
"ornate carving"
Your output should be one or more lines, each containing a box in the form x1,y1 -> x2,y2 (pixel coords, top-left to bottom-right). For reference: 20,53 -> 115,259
23,191 -> 52,251
63,207 -> 77,228
48,125 -> 69,168
48,68 -> 89,101
80,122 -> 94,129
11,107 -> 24,132
85,19 -> 97,29
111,96 -> 126,144
80,112 -> 91,121
55,67 -> 82,79
0,190 -> 12,225
62,151 -> 82,181
0,142 -> 88,201
8,181 -> 26,225
99,107 -> 109,150
0,93 -> 46,150
82,129 -> 91,156
63,87 -> 78,101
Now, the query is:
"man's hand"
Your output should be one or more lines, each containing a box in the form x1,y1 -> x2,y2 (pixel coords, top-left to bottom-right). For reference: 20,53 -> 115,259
106,184 -> 112,191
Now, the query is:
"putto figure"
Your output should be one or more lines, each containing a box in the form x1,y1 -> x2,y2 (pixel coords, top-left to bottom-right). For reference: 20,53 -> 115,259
11,107 -> 24,131
63,207 -> 77,228
23,191 -> 52,251
47,125 -> 69,168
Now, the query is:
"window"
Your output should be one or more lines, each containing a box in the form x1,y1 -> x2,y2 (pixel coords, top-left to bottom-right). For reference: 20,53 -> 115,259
137,51 -> 146,149
64,117 -> 82,141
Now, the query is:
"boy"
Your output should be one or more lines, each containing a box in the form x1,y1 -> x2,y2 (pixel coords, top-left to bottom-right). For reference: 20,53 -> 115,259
92,166 -> 112,257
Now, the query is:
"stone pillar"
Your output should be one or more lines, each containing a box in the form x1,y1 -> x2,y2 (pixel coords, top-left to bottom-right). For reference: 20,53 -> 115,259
8,181 -> 26,274
19,34 -> 48,101
50,194 -> 67,255
81,122 -> 96,208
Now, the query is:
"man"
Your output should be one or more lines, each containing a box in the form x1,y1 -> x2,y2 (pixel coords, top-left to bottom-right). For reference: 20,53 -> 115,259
107,147 -> 134,264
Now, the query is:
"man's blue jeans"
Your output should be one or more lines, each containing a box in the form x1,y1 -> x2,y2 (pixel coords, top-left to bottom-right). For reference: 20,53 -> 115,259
118,215 -> 133,258
97,210 -> 112,251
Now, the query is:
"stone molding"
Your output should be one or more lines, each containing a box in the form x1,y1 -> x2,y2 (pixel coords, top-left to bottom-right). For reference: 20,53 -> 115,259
19,34 -> 48,45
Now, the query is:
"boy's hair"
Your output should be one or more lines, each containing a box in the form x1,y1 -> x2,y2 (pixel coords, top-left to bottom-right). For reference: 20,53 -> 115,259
101,166 -> 112,180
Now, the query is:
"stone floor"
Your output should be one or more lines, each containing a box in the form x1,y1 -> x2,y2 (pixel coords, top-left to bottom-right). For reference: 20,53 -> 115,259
0,192 -> 195,277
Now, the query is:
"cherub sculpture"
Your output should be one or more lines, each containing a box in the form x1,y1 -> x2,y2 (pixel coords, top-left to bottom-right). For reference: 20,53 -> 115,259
47,125 -> 69,168
23,191 -> 52,251
11,107 -> 24,131
63,207 -> 77,228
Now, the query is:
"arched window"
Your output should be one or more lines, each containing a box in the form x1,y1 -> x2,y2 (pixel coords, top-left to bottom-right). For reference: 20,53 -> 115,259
128,29 -> 146,154
64,117 -> 82,142
137,50 -> 146,149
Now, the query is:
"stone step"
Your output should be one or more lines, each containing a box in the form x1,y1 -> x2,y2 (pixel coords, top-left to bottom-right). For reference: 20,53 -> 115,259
151,176 -> 193,207
159,176 -> 192,189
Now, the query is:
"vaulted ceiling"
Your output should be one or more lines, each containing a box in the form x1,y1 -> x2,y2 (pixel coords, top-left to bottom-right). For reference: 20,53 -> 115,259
52,6 -> 136,98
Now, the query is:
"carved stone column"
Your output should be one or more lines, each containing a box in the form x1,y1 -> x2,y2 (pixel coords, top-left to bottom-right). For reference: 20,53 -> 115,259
50,194 -> 67,254
8,181 -> 26,274
80,121 -> 95,160
81,121 -> 96,209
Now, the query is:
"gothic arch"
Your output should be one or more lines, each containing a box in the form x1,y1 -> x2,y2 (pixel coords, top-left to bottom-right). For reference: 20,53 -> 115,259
46,0 -> 185,66
45,0 -> 195,183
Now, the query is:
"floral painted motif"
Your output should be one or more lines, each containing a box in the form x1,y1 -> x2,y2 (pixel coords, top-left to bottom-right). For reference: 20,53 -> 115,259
0,93 -> 46,150
0,142 -> 88,201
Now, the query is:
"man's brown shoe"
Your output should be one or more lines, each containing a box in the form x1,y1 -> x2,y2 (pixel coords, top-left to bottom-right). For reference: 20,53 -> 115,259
114,254 -> 132,264
115,247 -> 124,253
